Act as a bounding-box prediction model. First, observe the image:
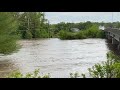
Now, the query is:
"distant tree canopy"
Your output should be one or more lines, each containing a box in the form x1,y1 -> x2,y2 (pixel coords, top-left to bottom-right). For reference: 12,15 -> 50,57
58,24 -> 105,40
50,21 -> 120,36
2,12 -> 119,40
50,21 -> 98,35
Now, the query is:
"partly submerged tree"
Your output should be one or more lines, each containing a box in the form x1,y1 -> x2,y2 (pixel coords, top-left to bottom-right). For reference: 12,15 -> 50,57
0,12 -> 18,54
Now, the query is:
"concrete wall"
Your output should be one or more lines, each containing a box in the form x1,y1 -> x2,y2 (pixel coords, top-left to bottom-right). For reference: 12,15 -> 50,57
106,31 -> 120,50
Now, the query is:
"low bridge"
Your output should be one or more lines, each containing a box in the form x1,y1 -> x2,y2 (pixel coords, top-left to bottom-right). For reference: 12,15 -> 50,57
104,28 -> 120,50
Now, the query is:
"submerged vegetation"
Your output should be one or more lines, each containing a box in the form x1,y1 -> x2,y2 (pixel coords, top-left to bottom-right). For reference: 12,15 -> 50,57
59,25 -> 105,40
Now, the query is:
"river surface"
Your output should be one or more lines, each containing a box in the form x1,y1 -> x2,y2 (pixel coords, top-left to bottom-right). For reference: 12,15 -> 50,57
0,38 -> 109,78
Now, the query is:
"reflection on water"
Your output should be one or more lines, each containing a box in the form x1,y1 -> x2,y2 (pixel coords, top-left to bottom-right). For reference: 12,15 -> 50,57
0,38 -> 109,78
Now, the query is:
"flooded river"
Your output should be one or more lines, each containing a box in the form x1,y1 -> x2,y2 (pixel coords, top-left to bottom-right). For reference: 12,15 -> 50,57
0,38 -> 109,78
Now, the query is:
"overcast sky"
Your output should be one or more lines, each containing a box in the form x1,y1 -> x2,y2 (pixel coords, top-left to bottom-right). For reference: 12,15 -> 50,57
45,12 -> 120,24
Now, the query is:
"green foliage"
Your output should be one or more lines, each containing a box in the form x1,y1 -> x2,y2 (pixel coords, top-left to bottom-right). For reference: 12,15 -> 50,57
39,29 -> 49,38
59,25 -> 105,40
85,25 -> 105,38
7,69 -> 50,78
69,52 -> 120,78
84,52 -> 120,78
76,31 -> 87,39
81,74 -> 86,78
70,72 -> 80,78
59,30 -> 66,39
24,31 -> 33,39
18,12 -> 49,39
59,30 -> 76,40
0,12 -> 19,54
51,21 -> 94,34
53,21 -> 120,34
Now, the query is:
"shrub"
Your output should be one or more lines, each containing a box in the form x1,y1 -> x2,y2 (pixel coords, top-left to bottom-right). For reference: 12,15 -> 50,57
59,30 -> 76,40
25,31 -> 33,39
70,72 -> 80,78
59,25 -> 105,40
70,52 -> 120,78
7,69 -> 50,78
86,52 -> 120,78
75,31 -> 87,39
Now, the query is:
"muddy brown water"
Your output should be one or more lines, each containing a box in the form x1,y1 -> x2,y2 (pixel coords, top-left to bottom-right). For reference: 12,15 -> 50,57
0,38 -> 109,78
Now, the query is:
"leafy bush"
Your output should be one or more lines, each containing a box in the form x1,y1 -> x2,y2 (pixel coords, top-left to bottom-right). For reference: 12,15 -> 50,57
70,52 -> 120,78
25,31 -> 33,39
85,25 -> 105,38
87,52 -> 120,78
59,25 -> 105,40
59,30 -> 76,40
7,69 -> 50,78
70,72 -> 80,78
75,31 -> 87,39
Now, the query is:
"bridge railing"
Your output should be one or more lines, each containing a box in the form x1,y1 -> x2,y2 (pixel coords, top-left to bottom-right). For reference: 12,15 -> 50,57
105,27 -> 120,30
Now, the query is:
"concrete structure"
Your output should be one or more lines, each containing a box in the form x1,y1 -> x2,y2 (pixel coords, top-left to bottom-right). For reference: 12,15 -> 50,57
99,25 -> 105,30
71,28 -> 80,32
104,28 -> 120,50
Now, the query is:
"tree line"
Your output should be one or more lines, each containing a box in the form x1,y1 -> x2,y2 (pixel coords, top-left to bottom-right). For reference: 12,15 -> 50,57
50,21 -> 120,35
1,12 -> 120,54
13,12 -> 50,39
0,12 -> 50,54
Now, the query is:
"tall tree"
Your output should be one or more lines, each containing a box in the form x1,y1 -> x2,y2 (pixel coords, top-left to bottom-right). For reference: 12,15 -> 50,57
19,12 -> 48,39
0,12 -> 18,54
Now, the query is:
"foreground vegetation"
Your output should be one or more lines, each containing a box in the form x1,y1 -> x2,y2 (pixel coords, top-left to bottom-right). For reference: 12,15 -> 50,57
87,52 -> 120,78
70,51 -> 120,78
0,13 -> 19,54
6,51 -> 120,78
7,69 -> 50,78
